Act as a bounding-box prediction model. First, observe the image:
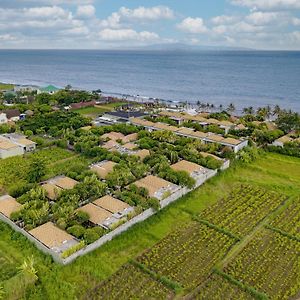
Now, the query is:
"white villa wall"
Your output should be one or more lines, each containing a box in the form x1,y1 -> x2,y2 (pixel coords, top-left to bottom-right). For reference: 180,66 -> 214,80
0,146 -> 24,159
0,113 -> 7,124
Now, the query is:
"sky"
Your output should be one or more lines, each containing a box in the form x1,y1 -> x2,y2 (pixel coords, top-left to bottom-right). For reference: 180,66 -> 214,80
0,0 -> 300,50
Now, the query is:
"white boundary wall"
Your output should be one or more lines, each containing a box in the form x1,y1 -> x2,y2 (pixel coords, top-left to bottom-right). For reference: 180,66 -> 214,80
0,168 -> 219,265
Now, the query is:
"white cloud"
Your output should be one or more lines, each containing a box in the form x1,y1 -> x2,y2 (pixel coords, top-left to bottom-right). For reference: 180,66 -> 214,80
292,18 -> 300,26
76,5 -> 95,18
98,28 -> 159,42
231,0 -> 300,10
0,34 -> 16,41
177,17 -> 208,34
118,6 -> 174,21
99,6 -> 174,29
246,11 -> 283,25
211,15 -> 239,25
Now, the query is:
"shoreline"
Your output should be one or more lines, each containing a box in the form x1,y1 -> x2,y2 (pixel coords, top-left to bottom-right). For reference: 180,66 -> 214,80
1,80 -> 299,113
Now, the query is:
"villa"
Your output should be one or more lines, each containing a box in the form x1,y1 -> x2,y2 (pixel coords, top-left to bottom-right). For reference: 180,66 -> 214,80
29,222 -> 78,254
0,195 -> 22,219
41,176 -> 78,200
90,161 -> 117,179
132,175 -> 180,201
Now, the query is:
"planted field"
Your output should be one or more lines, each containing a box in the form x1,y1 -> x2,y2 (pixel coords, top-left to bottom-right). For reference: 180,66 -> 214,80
137,222 -> 236,290
224,228 -> 300,300
199,185 -> 287,237
191,273 -> 255,300
269,198 -> 300,239
0,147 -> 85,191
85,263 -> 174,300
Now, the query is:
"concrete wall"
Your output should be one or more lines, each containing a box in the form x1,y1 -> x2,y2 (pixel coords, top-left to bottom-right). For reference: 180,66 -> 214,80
0,165 -> 220,264
0,146 -> 24,159
0,213 -> 62,263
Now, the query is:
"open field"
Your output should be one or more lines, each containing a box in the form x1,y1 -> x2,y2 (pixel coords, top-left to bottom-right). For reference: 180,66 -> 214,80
0,83 -> 14,91
0,152 -> 299,299
73,102 -> 127,117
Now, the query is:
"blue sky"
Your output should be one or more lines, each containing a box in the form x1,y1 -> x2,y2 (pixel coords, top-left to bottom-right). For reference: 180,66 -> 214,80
0,0 -> 300,49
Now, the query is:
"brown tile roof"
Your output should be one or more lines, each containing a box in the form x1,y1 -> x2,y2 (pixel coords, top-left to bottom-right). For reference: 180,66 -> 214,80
166,126 -> 180,132
218,120 -> 234,127
177,127 -> 195,135
0,195 -> 22,218
91,161 -> 116,179
206,134 -> 225,142
276,135 -> 293,144
153,123 -> 172,131
171,160 -> 203,175
77,203 -> 112,225
200,152 -> 222,161
54,177 -> 78,190
16,138 -> 36,146
93,195 -> 130,214
101,132 -> 125,141
189,131 -> 208,138
123,143 -> 137,150
102,140 -> 118,150
235,124 -> 246,130
29,222 -> 75,249
122,133 -> 138,143
42,183 -> 63,200
133,175 -> 171,198
207,118 -> 220,125
0,141 -> 19,150
221,137 -> 242,145
134,149 -> 150,160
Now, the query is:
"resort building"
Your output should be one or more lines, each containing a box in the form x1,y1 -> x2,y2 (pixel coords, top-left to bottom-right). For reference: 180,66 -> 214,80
90,161 -> 117,179
200,152 -> 230,170
77,203 -> 118,229
101,132 -> 125,141
170,160 -> 212,184
132,175 -> 180,201
0,134 -> 36,159
95,111 -> 146,126
93,195 -> 134,218
29,222 -> 78,254
41,176 -> 78,200
121,133 -> 138,143
38,85 -> 60,95
0,195 -> 22,218
133,149 -> 150,160
272,134 -> 300,147
129,117 -> 248,153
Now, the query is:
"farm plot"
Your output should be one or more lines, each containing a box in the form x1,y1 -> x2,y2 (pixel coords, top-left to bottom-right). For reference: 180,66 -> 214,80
224,228 -> 300,300
0,147 -> 77,190
190,273 -> 255,300
199,185 -> 287,237
269,198 -> 300,239
84,263 -> 174,300
137,222 -> 237,291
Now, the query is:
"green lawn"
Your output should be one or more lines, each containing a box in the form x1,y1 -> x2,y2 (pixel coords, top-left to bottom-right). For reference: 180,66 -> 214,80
0,152 -> 299,299
0,83 -> 14,91
73,102 -> 127,117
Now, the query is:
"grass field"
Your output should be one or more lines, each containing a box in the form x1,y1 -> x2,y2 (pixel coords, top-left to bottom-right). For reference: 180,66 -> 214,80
0,83 -> 14,91
0,152 -> 299,299
73,102 -> 127,117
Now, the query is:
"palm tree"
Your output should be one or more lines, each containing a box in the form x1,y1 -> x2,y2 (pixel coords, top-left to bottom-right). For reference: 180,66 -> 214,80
273,105 -> 281,116
227,103 -> 236,114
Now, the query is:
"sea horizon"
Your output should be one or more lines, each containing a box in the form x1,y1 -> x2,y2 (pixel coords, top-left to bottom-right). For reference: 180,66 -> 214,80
1,49 -> 300,112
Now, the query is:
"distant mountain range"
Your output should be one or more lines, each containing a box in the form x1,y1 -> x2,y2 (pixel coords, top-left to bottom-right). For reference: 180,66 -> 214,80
124,43 -> 253,52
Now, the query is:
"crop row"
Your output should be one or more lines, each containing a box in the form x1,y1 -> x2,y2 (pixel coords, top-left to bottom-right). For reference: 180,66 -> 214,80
137,222 -> 236,290
190,272 -> 256,300
84,263 -> 174,300
199,185 -> 287,236
270,198 -> 300,239
224,228 -> 300,300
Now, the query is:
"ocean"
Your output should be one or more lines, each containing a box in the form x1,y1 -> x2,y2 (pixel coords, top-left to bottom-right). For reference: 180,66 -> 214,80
0,50 -> 300,112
